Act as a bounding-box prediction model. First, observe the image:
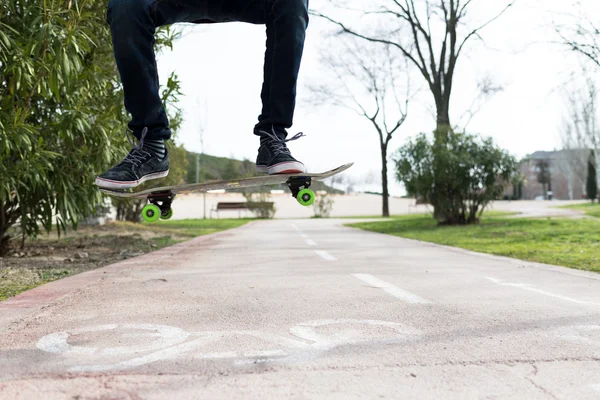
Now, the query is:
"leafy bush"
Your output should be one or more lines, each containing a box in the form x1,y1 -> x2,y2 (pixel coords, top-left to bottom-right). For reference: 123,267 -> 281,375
395,132 -> 517,225
0,1 -> 182,252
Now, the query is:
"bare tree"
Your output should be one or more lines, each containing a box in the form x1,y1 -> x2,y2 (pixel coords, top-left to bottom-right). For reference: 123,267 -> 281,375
314,0 -> 516,143
310,38 -> 410,217
555,4 -> 600,69
559,68 -> 600,198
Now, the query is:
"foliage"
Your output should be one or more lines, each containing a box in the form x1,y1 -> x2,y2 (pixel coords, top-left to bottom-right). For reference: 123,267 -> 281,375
186,153 -> 257,183
588,150 -> 598,203
1,0 -> 123,254
0,1 -> 183,252
242,192 -> 276,219
312,193 -> 334,218
395,132 -> 518,225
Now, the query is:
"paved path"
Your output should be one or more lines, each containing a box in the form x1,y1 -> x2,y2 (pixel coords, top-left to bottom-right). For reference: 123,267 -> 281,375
1,219 -> 599,399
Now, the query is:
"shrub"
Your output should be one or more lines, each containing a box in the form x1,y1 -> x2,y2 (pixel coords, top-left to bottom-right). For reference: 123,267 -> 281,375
395,132 -> 517,225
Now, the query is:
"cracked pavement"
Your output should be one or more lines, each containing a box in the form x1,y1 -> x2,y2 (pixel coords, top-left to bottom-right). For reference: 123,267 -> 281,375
0,219 -> 599,399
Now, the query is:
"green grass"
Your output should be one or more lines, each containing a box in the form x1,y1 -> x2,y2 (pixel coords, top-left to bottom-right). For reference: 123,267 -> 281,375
348,214 -> 600,272
0,283 -> 39,302
143,218 -> 251,237
558,202 -> 600,218
0,270 -> 72,302
336,210 -> 518,220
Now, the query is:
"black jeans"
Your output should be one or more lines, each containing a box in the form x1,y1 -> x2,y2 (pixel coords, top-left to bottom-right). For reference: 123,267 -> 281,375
106,0 -> 309,140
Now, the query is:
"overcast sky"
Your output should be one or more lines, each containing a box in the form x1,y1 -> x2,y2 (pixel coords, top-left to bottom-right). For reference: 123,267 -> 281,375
155,0 -> 600,195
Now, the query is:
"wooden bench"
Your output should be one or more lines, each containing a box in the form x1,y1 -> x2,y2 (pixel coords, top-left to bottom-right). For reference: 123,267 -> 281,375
210,202 -> 249,219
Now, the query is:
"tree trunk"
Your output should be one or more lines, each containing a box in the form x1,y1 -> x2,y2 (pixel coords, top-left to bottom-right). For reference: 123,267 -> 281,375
381,144 -> 390,218
431,102 -> 453,222
435,108 -> 452,144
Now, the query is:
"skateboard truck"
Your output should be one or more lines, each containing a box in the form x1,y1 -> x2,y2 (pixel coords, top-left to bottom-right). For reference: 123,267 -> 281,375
287,176 -> 315,207
142,190 -> 175,222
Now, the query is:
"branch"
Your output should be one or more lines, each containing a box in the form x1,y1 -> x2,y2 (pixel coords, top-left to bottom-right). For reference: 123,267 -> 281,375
313,12 -> 433,85
456,1 -> 517,58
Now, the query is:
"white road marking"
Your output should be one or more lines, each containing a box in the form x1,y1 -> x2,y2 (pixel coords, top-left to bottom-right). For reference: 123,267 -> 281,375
300,234 -> 308,238
291,224 -> 302,234
352,274 -> 431,304
306,239 -> 317,246
69,338 -> 208,372
289,319 -> 421,349
315,250 -> 337,261
37,324 -> 189,356
39,319 -> 419,372
486,277 -> 600,306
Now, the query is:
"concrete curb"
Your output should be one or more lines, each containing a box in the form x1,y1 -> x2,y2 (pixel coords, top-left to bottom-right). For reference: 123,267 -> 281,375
0,222 -> 256,332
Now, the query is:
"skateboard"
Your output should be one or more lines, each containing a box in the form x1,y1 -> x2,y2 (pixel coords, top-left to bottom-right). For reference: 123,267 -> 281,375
99,163 -> 353,222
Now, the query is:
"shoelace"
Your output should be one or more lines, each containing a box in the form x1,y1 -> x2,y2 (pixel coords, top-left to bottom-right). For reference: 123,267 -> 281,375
119,127 -> 152,167
260,128 -> 305,157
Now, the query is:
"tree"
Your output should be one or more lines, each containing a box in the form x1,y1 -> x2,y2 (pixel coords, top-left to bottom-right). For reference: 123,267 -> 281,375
222,158 -> 239,180
395,132 -> 517,225
314,0 -> 515,140
559,67 -> 599,199
0,0 -> 181,253
588,150 -> 598,203
310,38 -> 410,217
314,0 -> 516,222
536,160 -> 552,199
555,3 -> 600,69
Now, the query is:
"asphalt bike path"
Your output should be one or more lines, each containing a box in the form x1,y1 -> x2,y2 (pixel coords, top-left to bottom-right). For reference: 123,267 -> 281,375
1,219 -> 599,399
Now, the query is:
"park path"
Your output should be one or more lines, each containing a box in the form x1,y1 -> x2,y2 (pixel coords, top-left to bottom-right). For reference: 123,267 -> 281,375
1,219 -> 599,399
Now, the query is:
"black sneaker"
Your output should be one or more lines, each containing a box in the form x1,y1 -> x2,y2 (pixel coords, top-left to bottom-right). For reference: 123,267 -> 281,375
255,128 -> 306,174
95,128 -> 169,189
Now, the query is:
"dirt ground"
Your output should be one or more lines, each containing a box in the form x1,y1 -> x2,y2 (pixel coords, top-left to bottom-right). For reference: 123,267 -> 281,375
0,222 -> 191,301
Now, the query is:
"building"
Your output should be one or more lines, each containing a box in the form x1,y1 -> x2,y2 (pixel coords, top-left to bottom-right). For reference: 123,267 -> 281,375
505,150 -> 595,200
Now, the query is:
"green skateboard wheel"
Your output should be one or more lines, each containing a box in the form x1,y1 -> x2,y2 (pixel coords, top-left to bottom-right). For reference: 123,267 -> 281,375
160,208 -> 173,220
297,188 -> 315,206
142,204 -> 161,223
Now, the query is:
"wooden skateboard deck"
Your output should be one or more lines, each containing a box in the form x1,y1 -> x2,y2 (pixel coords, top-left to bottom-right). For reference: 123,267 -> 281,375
99,163 -> 353,222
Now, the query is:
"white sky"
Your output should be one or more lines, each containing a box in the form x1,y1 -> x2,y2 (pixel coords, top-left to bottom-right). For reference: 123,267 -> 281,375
155,0 -> 600,195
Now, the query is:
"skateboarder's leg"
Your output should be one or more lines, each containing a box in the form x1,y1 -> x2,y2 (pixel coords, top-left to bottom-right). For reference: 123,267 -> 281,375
255,0 -> 309,135
192,0 -> 309,174
96,0 -> 195,189
252,0 -> 310,174
106,0 -> 192,140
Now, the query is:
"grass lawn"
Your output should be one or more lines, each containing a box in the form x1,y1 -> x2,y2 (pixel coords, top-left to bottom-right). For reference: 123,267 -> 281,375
348,214 -> 600,272
336,210 -> 517,220
0,219 -> 250,301
558,202 -> 600,218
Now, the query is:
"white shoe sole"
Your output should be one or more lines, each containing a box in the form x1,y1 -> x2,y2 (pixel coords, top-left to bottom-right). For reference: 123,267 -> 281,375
94,170 -> 169,190
267,161 -> 306,175
256,165 -> 268,174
